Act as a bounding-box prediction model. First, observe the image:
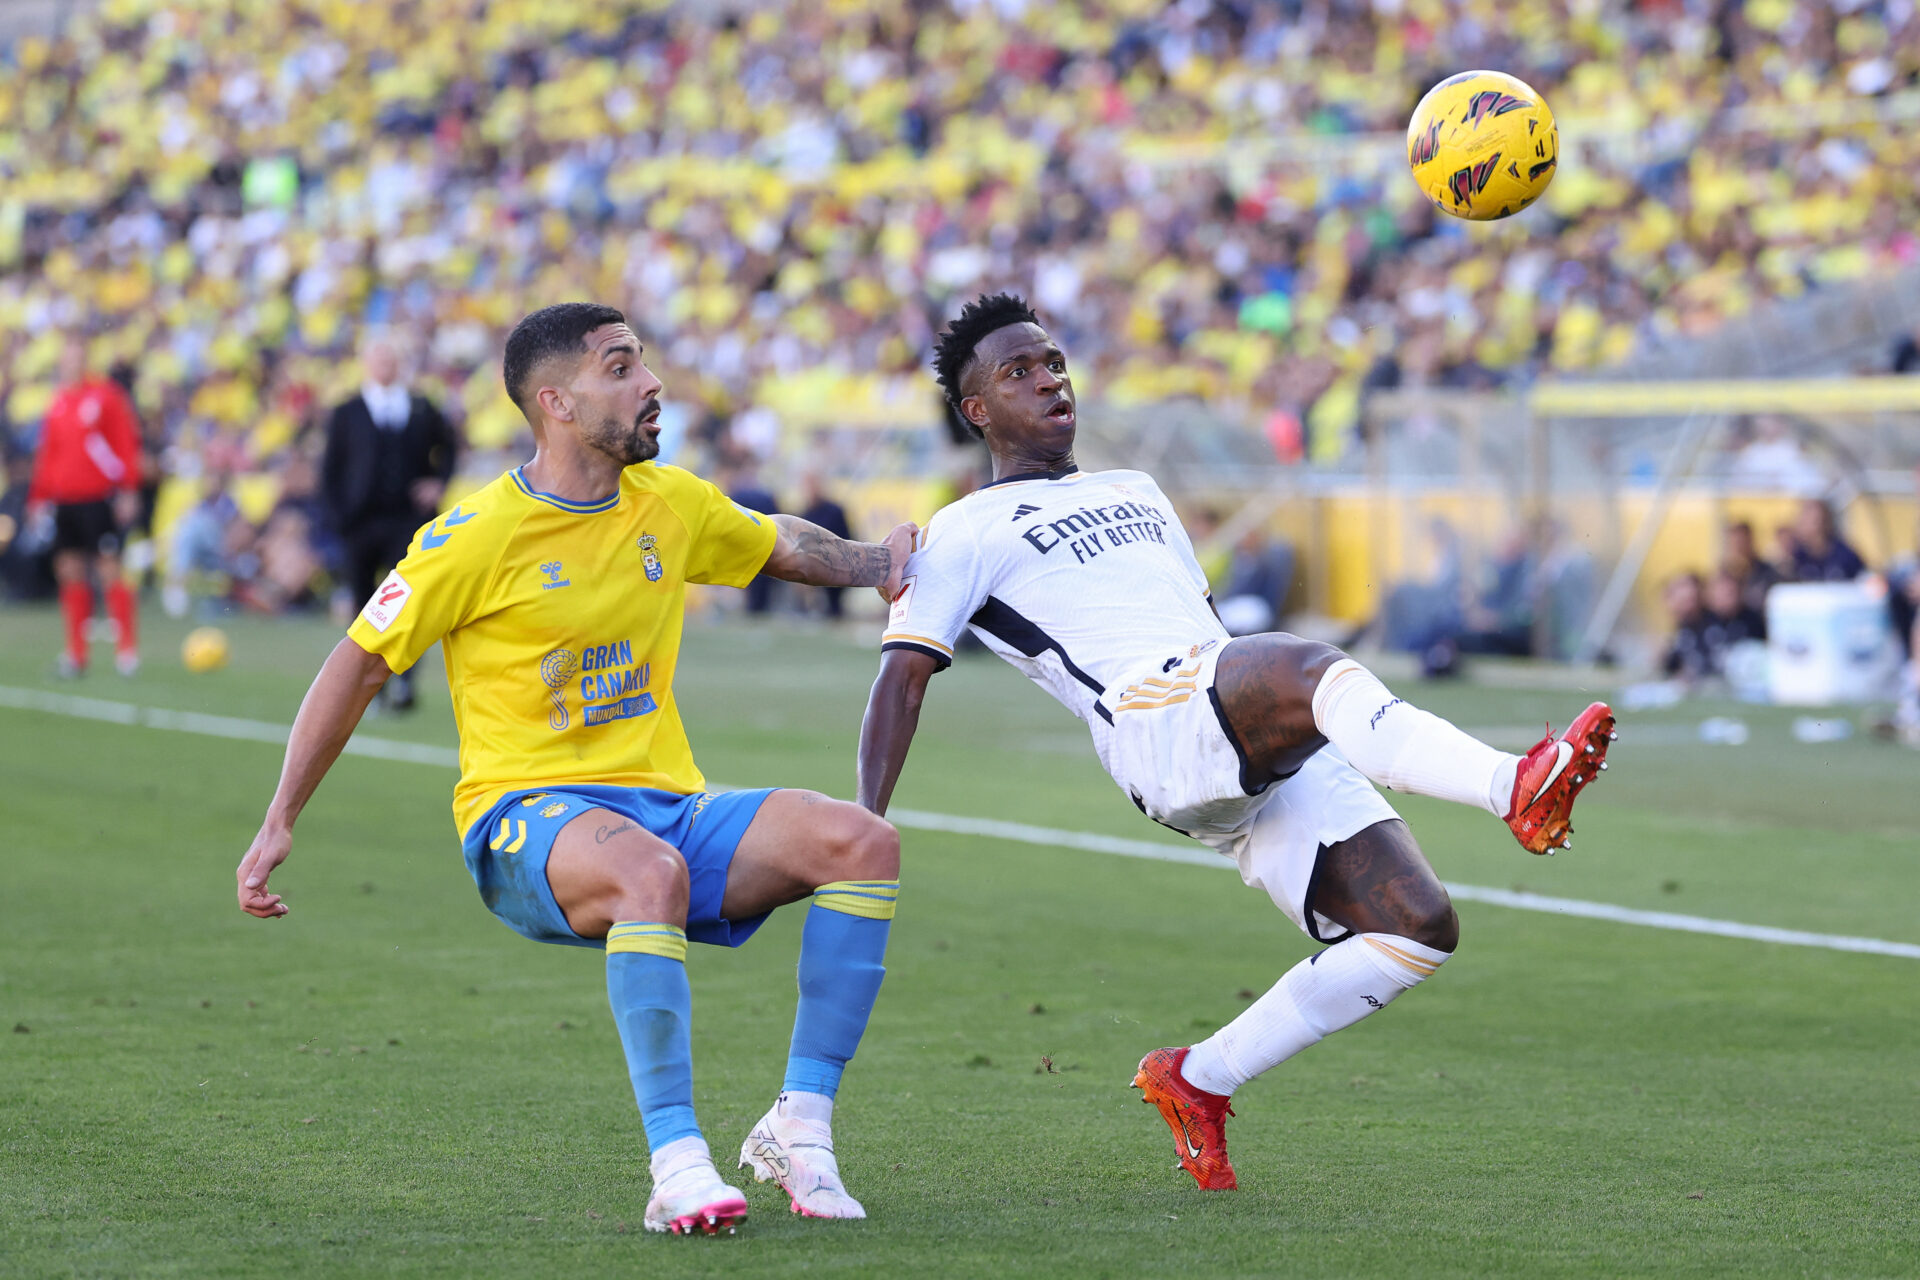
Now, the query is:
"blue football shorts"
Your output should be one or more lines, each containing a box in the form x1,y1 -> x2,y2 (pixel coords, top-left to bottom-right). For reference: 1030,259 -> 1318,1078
460,785 -> 777,950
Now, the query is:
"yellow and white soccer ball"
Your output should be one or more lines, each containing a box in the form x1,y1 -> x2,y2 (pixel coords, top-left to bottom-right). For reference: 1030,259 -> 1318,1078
182,626 -> 230,673
1406,70 -> 1557,221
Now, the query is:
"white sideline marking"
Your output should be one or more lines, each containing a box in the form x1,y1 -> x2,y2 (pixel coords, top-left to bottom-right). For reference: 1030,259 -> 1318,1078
5,683 -> 1918,962
886,807 -> 1227,869
1439,885 -> 1920,960
0,684 -> 460,767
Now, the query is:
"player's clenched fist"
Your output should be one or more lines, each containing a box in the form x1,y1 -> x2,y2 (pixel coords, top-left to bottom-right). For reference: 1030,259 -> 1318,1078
879,522 -> 917,603
236,822 -> 293,918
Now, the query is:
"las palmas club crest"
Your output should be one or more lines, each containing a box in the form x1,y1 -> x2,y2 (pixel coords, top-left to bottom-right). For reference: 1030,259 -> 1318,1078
636,534 -> 663,582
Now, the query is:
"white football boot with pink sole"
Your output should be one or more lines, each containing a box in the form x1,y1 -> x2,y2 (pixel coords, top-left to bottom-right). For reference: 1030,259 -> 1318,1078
739,1103 -> 866,1219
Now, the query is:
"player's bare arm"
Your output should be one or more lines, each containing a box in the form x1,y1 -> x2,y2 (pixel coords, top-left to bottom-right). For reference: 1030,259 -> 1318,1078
763,514 -> 915,598
235,636 -> 391,918
856,647 -> 939,815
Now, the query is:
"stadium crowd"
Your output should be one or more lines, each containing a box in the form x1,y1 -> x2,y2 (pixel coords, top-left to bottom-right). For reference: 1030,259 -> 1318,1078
1,0 -> 1918,618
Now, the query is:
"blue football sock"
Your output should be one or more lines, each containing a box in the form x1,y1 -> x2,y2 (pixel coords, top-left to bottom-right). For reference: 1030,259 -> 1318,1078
605,922 -> 700,1152
784,880 -> 897,1099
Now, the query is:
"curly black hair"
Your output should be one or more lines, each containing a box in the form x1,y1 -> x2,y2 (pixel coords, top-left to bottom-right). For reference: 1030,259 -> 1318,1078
931,292 -> 1040,439
502,301 -> 628,416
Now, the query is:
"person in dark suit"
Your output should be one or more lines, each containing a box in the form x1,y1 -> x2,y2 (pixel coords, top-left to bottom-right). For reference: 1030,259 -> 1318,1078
321,336 -> 457,708
726,466 -> 781,616
799,473 -> 854,618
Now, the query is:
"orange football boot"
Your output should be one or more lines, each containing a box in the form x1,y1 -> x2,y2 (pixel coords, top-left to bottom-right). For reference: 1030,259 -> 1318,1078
1505,701 -> 1616,854
1132,1046 -> 1238,1191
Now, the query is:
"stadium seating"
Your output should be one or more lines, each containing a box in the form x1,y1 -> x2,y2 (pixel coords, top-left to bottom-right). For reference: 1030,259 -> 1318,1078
1,0 -> 1916,540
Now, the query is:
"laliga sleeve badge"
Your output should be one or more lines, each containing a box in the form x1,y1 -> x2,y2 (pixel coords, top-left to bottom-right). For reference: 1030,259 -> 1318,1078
360,570 -> 412,632
636,533 -> 663,583
889,577 -> 916,627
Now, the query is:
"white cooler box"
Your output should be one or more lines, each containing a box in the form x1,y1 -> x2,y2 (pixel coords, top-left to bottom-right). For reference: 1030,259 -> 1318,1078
1766,581 -> 1899,706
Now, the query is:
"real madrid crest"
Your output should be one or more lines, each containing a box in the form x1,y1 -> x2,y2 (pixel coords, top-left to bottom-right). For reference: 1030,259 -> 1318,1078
636,533 -> 663,582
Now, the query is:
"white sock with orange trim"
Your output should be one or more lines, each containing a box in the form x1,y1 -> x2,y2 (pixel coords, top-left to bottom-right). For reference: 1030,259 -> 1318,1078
1181,934 -> 1450,1097
1311,659 -> 1518,815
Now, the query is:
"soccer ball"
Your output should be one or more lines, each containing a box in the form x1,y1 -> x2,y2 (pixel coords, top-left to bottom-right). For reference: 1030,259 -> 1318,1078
182,626 -> 230,673
1406,70 -> 1557,221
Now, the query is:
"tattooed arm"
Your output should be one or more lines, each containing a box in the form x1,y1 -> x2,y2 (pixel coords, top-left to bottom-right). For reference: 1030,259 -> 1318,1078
764,514 -> 915,598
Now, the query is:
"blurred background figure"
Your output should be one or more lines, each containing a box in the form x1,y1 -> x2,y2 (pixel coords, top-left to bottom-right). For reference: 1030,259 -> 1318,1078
1378,518 -> 1466,666
1719,521 -> 1780,626
1728,416 -> 1824,493
725,465 -> 781,617
26,336 -> 143,676
246,451 -> 330,614
1662,569 -> 1768,689
1881,469 -> 1920,746
0,439 -> 55,602
1892,323 -> 1920,376
321,335 -> 457,709
1785,499 -> 1867,583
1660,572 -> 1716,684
1530,519 -> 1597,662
1455,524 -> 1540,660
163,467 -> 244,618
798,473 -> 854,620
1216,528 -> 1296,637
1704,569 -> 1766,650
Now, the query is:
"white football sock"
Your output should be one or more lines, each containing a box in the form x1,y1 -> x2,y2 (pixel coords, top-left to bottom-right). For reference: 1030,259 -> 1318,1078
1312,659 -> 1518,815
777,1089 -> 834,1126
649,1134 -> 714,1185
1182,933 -> 1451,1097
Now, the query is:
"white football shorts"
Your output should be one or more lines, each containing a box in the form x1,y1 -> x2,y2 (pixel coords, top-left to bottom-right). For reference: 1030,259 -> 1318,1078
1092,640 -> 1400,941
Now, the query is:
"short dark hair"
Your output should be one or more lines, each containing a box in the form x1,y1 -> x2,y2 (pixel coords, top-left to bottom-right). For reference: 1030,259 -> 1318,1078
932,292 -> 1040,439
502,302 -> 628,416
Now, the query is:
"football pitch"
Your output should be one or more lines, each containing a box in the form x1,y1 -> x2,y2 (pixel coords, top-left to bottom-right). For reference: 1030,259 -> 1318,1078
3,608 -> 1917,1279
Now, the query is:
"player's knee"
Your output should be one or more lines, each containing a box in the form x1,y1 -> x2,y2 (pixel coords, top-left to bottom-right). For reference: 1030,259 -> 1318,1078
1405,896 -> 1459,954
1290,638 -> 1348,689
607,845 -> 690,922
825,808 -> 900,883
1231,633 -> 1345,703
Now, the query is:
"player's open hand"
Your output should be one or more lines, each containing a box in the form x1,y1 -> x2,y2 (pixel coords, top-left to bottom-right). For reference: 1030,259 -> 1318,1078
879,522 -> 918,603
236,822 -> 294,918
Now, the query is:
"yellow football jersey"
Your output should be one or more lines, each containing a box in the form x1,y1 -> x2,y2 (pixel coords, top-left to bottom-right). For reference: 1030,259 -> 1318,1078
346,462 -> 778,836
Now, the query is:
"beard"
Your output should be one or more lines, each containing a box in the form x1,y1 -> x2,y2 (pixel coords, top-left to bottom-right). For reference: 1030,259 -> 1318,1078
584,399 -> 661,465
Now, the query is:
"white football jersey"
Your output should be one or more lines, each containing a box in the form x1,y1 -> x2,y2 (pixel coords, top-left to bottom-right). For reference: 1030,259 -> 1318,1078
882,467 -> 1226,725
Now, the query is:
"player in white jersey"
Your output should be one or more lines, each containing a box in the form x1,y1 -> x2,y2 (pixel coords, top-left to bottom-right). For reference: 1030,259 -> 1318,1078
857,294 -> 1617,1191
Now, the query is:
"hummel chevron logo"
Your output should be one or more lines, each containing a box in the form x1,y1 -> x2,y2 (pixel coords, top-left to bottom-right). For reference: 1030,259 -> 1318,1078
420,505 -> 476,549
1010,504 -> 1042,521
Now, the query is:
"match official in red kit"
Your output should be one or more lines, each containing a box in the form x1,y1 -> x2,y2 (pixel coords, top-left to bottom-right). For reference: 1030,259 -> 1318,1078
26,335 -> 143,677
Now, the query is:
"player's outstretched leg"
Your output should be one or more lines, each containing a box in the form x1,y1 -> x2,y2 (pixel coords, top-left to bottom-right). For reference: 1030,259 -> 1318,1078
1136,820 -> 1453,1189
1214,635 -> 1615,854
722,791 -> 900,1220
547,810 -> 748,1237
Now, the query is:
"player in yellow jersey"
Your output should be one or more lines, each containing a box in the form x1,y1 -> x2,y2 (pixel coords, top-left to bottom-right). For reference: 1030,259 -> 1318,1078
235,303 -> 914,1235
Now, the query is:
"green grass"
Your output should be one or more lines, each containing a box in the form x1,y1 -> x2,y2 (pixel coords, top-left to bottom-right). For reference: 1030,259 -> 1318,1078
2,607 -> 1917,1278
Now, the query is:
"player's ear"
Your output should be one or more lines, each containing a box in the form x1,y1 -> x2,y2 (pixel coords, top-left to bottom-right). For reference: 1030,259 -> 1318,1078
535,383 -> 573,423
962,394 -> 990,432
